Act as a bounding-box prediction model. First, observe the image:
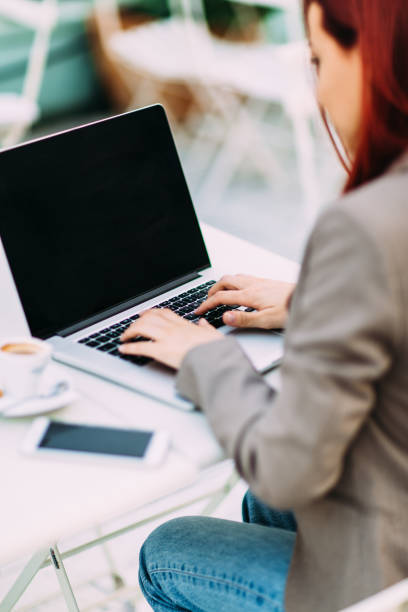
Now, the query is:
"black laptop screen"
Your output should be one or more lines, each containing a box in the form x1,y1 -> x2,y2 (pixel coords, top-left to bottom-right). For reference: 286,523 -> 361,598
0,106 -> 210,338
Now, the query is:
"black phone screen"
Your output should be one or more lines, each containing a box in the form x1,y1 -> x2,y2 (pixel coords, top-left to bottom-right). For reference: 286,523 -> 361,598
38,422 -> 153,458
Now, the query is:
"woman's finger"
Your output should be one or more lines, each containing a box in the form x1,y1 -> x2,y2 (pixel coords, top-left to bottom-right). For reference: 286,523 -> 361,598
195,290 -> 247,314
208,276 -> 242,297
207,274 -> 253,297
121,309 -> 170,342
119,341 -> 156,358
155,308 -> 186,323
223,308 -> 283,330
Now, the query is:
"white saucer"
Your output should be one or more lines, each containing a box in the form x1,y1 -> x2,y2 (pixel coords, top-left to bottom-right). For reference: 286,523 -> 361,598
0,364 -> 78,418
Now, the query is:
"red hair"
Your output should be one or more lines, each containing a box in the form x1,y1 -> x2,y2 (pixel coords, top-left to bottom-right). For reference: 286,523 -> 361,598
303,0 -> 408,192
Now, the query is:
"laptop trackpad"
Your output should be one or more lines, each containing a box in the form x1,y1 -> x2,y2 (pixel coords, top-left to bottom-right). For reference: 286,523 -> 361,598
221,327 -> 284,374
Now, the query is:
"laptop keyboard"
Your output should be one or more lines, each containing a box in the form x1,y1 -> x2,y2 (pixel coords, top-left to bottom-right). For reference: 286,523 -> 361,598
77,281 -> 240,367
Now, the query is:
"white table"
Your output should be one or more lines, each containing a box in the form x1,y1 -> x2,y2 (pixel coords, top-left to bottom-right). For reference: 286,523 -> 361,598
0,223 -> 299,611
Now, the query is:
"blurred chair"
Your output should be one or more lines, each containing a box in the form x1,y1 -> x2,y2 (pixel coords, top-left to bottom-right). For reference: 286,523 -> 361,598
227,0 -> 304,41
183,0 -> 319,216
92,0 -> 213,127
339,579 -> 408,612
92,0 -> 250,197
92,0 -> 319,215
0,0 -> 57,148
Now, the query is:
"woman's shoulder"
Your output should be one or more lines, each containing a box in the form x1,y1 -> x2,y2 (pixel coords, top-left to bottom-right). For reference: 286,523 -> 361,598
296,158 -> 408,352
317,151 -> 408,252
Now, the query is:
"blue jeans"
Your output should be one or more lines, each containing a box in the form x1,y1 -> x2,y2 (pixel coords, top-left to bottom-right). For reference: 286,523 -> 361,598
138,491 -> 297,611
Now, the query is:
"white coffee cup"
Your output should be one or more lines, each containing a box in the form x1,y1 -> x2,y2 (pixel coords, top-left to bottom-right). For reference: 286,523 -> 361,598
0,337 -> 51,400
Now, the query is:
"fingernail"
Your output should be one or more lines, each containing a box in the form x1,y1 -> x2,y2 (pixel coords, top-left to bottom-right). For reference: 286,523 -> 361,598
224,312 -> 235,324
118,345 -> 126,352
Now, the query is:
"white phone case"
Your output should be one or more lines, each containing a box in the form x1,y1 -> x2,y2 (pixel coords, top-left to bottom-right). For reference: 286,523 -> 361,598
21,417 -> 171,468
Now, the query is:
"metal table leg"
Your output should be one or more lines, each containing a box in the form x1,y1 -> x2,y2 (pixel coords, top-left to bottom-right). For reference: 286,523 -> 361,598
0,545 -> 80,612
49,545 -> 80,612
0,548 -> 49,612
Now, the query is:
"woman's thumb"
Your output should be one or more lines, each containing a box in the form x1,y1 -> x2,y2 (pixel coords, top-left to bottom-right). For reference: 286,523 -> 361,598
223,309 -> 258,328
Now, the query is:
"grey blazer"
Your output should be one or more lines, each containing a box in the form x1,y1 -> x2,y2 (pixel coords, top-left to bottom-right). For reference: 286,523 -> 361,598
176,151 -> 408,612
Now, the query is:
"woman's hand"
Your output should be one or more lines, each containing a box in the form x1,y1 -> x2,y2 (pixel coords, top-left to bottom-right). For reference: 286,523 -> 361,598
119,308 -> 223,370
195,274 -> 296,330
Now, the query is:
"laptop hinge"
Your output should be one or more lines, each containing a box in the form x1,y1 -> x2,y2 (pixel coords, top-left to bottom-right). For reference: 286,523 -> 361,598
57,271 -> 202,338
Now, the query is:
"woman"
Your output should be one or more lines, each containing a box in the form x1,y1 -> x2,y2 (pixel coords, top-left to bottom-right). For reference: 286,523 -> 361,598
119,1 -> 408,610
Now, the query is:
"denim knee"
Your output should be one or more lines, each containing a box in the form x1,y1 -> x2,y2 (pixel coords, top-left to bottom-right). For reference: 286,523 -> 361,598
242,490 -> 297,532
139,517 -> 190,610
139,513 -> 294,612
139,517 -> 184,579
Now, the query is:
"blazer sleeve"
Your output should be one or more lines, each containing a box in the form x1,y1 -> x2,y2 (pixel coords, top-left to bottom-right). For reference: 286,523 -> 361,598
176,205 -> 401,508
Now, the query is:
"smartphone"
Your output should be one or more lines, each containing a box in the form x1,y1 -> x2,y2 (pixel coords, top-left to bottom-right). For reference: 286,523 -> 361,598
22,418 -> 170,467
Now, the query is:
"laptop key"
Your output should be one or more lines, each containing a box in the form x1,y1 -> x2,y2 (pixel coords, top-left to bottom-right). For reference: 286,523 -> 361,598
95,334 -> 110,343
120,354 -> 151,367
136,356 -> 150,366
106,345 -> 119,353
185,315 -> 200,323
211,318 -> 224,329
99,343 -> 116,352
106,330 -> 121,338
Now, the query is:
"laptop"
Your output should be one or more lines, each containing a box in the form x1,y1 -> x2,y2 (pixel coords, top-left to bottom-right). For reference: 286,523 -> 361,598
0,105 -> 284,410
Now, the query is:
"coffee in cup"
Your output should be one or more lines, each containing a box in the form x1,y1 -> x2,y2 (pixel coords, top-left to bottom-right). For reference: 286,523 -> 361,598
1,342 -> 43,355
0,337 -> 51,400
